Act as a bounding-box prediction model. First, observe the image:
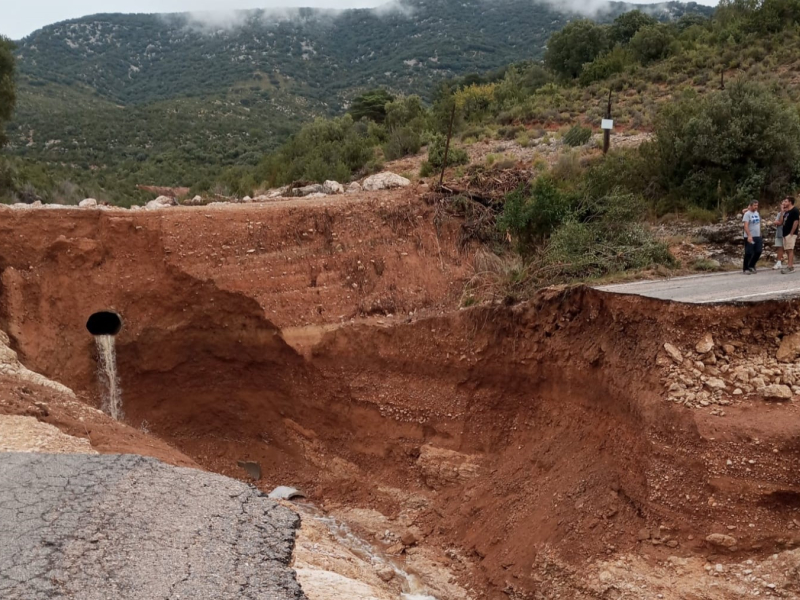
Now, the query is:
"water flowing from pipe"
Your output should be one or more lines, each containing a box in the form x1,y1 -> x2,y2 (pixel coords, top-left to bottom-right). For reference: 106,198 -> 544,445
95,334 -> 122,420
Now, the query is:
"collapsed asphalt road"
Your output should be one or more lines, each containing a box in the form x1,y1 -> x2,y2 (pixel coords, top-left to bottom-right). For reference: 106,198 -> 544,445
0,453 -> 306,600
596,270 -> 800,303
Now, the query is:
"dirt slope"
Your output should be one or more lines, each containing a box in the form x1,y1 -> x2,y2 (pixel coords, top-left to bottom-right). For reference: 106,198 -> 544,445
2,200 -> 800,598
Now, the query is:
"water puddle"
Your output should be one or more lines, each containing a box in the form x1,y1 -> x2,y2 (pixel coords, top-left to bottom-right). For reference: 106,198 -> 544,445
95,334 -> 122,420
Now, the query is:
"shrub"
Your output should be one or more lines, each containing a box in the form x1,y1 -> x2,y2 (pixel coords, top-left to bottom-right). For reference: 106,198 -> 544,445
579,46 -> 632,86
544,20 -> 609,79
383,127 -> 422,160
563,125 -> 593,147
630,25 -> 675,65
497,176 -> 575,251
349,89 -> 395,123
650,81 -> 800,208
610,10 -> 658,45
427,133 -> 470,169
544,219 -> 675,279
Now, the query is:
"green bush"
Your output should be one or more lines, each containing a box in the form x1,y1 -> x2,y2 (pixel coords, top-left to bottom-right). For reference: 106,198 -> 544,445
650,81 -> 800,208
579,46 -> 632,85
630,25 -> 675,65
427,133 -> 469,169
610,10 -> 658,45
349,89 -> 395,123
544,219 -> 675,279
497,176 -> 575,251
544,20 -> 609,79
563,124 -> 593,147
383,127 -> 422,160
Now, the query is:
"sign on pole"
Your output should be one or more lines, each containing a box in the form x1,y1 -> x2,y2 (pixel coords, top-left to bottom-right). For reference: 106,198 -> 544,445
601,119 -> 614,130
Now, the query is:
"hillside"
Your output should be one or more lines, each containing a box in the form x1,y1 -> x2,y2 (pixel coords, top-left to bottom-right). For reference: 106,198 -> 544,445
2,0 -> 711,203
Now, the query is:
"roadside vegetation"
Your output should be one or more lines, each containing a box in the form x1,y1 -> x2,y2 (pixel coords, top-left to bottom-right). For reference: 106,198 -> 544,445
4,0 -> 800,291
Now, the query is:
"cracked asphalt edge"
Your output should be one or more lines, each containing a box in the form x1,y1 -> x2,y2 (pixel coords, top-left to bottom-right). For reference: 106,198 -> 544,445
0,453 -> 308,600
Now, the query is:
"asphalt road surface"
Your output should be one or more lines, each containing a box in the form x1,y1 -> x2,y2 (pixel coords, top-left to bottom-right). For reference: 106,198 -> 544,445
0,453 -> 307,600
596,270 -> 800,304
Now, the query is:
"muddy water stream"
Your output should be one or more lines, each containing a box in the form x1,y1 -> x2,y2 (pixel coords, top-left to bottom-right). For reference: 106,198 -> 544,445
295,503 -> 438,600
95,334 -> 122,420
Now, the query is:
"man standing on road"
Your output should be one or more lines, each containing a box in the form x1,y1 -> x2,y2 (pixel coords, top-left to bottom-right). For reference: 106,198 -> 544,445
774,199 -> 789,270
743,200 -> 762,274
782,197 -> 800,274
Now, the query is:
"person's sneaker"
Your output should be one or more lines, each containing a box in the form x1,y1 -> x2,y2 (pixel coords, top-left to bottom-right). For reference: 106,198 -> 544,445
752,266 -> 758,273
774,261 -> 783,270
744,269 -> 753,275
781,267 -> 795,274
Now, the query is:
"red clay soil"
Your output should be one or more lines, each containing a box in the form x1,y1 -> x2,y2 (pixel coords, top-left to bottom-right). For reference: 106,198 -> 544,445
2,200 -> 800,598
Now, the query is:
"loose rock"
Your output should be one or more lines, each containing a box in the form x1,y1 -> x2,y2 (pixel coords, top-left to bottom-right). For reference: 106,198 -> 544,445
696,333 -> 714,355
761,384 -> 792,401
362,172 -> 411,191
663,343 -> 683,365
705,533 -> 737,549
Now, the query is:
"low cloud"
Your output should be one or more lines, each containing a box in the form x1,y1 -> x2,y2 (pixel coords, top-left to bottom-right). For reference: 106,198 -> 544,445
170,0 -> 413,33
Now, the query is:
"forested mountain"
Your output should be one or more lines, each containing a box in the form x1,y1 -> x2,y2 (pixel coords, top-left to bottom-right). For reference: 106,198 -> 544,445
3,0 -> 712,202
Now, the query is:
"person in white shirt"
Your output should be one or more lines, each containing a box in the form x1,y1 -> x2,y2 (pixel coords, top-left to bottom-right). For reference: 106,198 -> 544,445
742,200 -> 762,274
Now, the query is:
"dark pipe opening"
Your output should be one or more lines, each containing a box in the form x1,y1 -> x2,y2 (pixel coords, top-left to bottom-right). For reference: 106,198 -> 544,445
86,312 -> 122,336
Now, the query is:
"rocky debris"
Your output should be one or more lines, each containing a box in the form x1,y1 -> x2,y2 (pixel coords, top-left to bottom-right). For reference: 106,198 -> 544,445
0,454 -> 306,599
696,333 -> 714,355
0,415 -> 96,454
323,180 -> 345,195
705,533 -> 738,549
761,384 -> 793,401
662,337 -> 800,408
293,184 -> 325,197
362,172 -> 411,191
268,186 -> 290,198
0,330 -> 75,398
417,445 -> 481,489
346,182 -> 362,194
183,195 -> 205,206
376,566 -> 395,582
777,332 -> 800,362
78,198 -> 98,208
306,192 -> 328,199
268,486 -> 305,500
242,195 -> 253,203
663,343 -> 684,365
696,217 -> 747,245
144,195 -> 176,210
400,530 -> 418,547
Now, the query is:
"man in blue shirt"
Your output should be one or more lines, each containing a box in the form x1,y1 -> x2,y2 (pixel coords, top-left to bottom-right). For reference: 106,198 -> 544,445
742,200 -> 762,274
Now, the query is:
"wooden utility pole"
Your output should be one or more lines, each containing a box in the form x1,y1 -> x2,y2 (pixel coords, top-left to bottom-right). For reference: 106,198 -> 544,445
603,89 -> 612,155
720,68 -> 725,90
439,103 -> 457,189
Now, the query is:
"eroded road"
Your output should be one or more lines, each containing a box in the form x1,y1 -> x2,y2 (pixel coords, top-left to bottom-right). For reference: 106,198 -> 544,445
0,453 -> 306,600
596,270 -> 800,303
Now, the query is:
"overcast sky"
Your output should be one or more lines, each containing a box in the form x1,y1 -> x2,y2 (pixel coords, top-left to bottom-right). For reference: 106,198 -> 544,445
3,0 -> 718,40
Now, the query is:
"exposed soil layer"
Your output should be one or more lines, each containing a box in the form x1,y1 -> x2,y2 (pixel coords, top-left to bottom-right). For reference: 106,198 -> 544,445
2,201 -> 800,598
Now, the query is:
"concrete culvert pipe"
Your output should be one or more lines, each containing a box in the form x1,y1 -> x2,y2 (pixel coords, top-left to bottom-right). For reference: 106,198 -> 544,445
86,311 -> 122,336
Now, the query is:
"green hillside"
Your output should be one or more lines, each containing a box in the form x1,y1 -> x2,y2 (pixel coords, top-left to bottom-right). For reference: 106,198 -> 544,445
2,0 -> 711,204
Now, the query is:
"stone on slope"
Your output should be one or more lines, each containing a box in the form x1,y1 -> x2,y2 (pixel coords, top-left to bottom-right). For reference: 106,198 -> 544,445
696,333 -> 714,355
323,180 -> 345,195
761,384 -> 792,401
78,198 -> 98,208
293,184 -> 324,197
145,196 -> 175,210
346,182 -> 362,194
362,172 -> 411,191
705,533 -> 737,549
777,332 -> 800,363
663,343 -> 683,365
